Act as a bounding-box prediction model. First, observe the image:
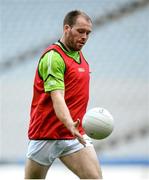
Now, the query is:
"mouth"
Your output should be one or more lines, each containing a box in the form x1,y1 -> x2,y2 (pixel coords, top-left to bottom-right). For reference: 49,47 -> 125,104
78,41 -> 85,46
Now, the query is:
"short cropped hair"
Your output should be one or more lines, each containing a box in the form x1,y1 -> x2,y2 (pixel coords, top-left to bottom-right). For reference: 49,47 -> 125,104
63,10 -> 92,27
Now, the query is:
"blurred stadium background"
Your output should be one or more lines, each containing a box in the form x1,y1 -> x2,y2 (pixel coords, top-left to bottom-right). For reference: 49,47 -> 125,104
0,0 -> 149,179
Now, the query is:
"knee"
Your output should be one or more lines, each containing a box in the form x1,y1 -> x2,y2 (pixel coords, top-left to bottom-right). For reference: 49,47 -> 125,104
81,170 -> 103,179
93,173 -> 103,179
89,172 -> 102,179
90,168 -> 102,179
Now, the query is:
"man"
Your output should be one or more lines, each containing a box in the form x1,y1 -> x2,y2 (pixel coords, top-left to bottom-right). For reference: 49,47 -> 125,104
25,10 -> 102,179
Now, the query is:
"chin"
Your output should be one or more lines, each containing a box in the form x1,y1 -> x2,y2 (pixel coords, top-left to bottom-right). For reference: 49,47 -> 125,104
74,48 -> 81,51
74,46 -> 83,51
70,47 -> 81,51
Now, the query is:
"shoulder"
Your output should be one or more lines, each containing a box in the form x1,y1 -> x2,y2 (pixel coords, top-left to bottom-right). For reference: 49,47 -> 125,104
40,50 -> 64,65
38,50 -> 65,79
39,50 -> 65,71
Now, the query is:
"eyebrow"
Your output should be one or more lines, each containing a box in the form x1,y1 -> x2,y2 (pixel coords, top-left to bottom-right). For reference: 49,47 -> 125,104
77,28 -> 92,33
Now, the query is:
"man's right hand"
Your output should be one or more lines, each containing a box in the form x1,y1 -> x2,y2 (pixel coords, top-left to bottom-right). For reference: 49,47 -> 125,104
70,119 -> 86,146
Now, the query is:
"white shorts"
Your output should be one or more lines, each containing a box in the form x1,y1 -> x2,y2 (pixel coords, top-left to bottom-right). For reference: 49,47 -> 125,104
26,134 -> 93,166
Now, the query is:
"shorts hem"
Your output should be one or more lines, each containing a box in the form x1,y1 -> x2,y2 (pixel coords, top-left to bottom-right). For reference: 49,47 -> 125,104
60,146 -> 84,157
60,142 -> 93,157
27,156 -> 52,166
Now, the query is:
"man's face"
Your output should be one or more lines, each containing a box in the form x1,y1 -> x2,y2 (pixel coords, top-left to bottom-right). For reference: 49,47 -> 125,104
64,16 -> 92,51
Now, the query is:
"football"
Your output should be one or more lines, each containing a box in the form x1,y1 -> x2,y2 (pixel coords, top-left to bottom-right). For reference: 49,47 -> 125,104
82,107 -> 114,139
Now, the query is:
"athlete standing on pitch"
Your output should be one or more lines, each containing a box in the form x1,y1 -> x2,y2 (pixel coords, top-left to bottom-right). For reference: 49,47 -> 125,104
25,10 -> 102,179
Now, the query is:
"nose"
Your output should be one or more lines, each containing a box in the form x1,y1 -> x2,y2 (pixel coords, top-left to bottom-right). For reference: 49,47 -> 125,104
81,32 -> 88,40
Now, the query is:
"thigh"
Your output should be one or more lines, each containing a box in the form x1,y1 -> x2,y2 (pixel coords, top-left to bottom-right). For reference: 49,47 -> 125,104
24,158 -> 50,179
59,146 -> 102,179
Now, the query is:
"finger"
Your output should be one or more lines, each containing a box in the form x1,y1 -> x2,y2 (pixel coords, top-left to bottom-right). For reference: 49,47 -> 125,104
78,137 -> 86,146
74,131 -> 86,145
74,119 -> 80,128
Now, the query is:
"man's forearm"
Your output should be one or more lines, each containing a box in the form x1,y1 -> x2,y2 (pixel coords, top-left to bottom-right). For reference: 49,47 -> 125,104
50,90 -> 86,145
50,90 -> 74,131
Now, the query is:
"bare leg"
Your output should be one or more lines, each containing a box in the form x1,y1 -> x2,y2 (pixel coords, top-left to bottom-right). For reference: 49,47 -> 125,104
60,146 -> 102,179
24,158 -> 50,179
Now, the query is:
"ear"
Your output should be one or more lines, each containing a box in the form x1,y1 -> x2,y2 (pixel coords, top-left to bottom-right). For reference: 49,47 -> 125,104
64,24 -> 71,32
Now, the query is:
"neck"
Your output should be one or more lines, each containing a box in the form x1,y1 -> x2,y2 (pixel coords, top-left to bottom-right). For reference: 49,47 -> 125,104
60,37 -> 72,52
59,39 -> 70,52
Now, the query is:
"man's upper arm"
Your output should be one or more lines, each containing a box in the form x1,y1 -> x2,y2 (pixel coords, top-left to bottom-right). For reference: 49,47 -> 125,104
38,50 -> 65,92
50,89 -> 65,103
